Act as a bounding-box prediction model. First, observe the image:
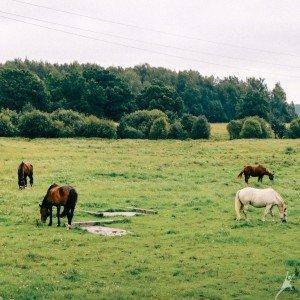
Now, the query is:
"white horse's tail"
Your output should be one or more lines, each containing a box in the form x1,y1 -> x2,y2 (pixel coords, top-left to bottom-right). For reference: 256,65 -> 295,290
235,191 -> 242,219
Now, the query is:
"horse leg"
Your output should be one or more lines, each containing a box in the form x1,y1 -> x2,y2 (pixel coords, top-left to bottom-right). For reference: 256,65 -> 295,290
56,206 -> 61,227
235,198 -> 243,220
269,206 -> 275,221
29,172 -> 33,186
242,204 -> 250,220
262,204 -> 272,221
245,175 -> 249,186
24,175 -> 27,187
48,207 -> 53,226
66,206 -> 75,229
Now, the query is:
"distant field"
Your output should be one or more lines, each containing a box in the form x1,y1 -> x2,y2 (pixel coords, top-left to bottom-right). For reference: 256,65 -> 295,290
210,123 -> 229,140
0,132 -> 299,299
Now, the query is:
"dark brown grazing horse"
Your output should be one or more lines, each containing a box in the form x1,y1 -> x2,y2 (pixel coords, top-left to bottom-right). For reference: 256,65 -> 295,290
18,161 -> 33,189
39,184 -> 78,227
237,165 -> 274,184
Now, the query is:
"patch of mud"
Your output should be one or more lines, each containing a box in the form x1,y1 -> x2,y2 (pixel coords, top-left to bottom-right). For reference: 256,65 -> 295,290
81,225 -> 128,236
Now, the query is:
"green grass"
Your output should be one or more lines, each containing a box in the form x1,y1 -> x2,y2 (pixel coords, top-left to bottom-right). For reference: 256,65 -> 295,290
0,131 -> 299,299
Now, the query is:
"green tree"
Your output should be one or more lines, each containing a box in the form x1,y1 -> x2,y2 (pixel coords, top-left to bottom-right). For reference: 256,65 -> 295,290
270,83 -> 296,122
237,78 -> 270,120
191,116 -> 210,139
0,68 -> 49,111
138,82 -> 184,116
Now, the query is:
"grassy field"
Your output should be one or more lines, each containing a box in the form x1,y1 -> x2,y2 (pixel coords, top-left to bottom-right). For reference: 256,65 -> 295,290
0,125 -> 299,299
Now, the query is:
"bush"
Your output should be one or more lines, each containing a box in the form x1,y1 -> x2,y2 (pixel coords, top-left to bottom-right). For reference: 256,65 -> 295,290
181,114 -> 198,133
79,116 -> 117,138
18,110 -> 58,138
227,119 -> 243,139
169,120 -> 188,140
149,117 -> 170,139
0,109 -> 19,126
240,118 -> 262,138
191,116 -> 210,139
0,114 -> 17,136
289,117 -> 300,138
118,109 -> 167,138
117,125 -> 145,139
228,117 -> 274,139
51,109 -> 85,136
255,117 -> 274,138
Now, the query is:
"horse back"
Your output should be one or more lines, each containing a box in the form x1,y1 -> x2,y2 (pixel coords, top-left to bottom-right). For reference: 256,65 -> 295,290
46,185 -> 75,206
244,165 -> 267,176
18,162 -> 33,175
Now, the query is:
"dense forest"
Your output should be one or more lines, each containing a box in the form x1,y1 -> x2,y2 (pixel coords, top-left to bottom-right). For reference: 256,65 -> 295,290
0,59 -> 297,122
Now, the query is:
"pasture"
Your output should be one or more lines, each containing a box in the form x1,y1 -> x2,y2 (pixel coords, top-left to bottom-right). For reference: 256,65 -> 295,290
0,124 -> 299,299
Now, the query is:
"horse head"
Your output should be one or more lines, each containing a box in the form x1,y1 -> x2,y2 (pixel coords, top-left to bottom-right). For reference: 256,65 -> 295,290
39,203 -> 50,223
268,172 -> 274,181
279,203 -> 287,223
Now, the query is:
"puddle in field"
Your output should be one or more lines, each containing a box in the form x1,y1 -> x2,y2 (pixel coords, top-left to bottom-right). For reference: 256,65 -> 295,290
75,208 -> 157,236
101,211 -> 139,217
81,226 -> 128,236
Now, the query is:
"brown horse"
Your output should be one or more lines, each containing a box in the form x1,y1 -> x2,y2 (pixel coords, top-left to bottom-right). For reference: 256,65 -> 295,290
18,161 -> 33,189
39,184 -> 78,227
237,165 -> 274,184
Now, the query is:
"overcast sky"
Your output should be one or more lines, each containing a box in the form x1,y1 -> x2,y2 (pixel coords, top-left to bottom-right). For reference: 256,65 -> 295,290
1,0 -> 299,103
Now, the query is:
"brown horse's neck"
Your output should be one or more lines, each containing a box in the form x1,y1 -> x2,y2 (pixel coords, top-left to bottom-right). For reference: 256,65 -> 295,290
265,169 -> 271,175
41,195 -> 51,207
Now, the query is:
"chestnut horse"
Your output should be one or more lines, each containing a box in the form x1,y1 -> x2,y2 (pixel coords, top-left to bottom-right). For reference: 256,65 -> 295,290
18,161 -> 33,189
39,184 -> 78,227
237,165 -> 274,184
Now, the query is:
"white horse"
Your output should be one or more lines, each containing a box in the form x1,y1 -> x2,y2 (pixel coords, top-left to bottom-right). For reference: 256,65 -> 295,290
235,187 -> 287,222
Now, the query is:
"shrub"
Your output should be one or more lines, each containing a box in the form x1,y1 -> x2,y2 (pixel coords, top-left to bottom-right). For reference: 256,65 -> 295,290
228,117 -> 274,139
240,118 -> 262,138
169,120 -> 188,140
181,114 -> 198,133
0,114 -> 17,136
80,116 -> 117,138
52,120 -> 75,138
255,117 -> 274,138
118,109 -> 167,138
117,125 -> 145,139
0,109 -> 19,126
289,117 -> 300,138
149,117 -> 170,139
18,110 -> 58,138
51,109 -> 85,137
191,116 -> 210,139
227,119 -> 243,139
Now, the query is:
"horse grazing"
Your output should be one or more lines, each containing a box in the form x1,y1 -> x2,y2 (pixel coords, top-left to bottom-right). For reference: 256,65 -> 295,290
18,161 -> 33,189
237,165 -> 274,184
234,187 -> 287,222
39,184 -> 78,227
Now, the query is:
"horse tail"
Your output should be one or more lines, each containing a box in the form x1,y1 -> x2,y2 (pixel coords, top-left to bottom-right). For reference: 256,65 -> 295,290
235,190 -> 242,218
60,188 -> 78,217
237,170 -> 244,179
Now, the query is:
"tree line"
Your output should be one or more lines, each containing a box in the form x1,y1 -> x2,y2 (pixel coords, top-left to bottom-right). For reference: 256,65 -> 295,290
0,59 -> 297,123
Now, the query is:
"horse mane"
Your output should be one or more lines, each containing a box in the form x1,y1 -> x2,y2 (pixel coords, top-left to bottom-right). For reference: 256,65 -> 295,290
41,183 -> 59,207
47,183 -> 59,192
